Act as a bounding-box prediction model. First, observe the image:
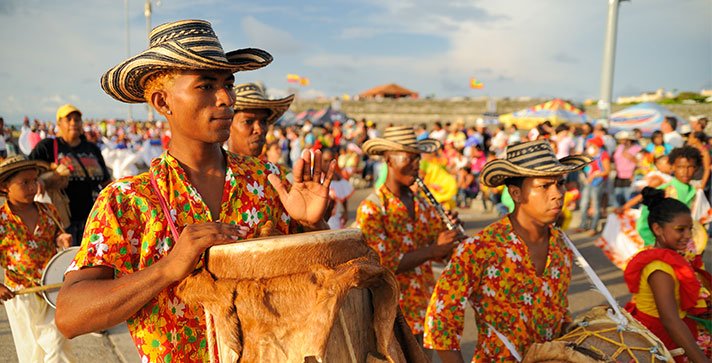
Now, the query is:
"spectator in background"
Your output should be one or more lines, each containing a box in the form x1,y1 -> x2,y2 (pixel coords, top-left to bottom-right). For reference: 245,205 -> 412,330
612,131 -> 642,207
29,104 -> 111,245
446,121 -> 467,151
0,117 -> 7,159
690,116 -> 707,133
322,149 -> 353,229
661,116 -> 683,149
576,136 -> 610,236
686,131 -> 710,192
506,124 -> 521,145
474,118 -> 492,151
414,123 -> 430,141
430,121 -> 447,143
554,124 -> 575,159
645,130 -> 672,158
366,120 -> 379,140
575,122 -> 594,154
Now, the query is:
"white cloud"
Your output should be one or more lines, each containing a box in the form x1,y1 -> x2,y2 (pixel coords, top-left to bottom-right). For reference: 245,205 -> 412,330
241,16 -> 301,55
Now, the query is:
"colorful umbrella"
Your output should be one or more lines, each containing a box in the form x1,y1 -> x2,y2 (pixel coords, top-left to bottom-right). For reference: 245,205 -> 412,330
499,99 -> 587,130
609,102 -> 686,137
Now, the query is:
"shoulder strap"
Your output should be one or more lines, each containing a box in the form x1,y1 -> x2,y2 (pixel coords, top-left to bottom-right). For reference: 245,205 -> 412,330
53,138 -> 58,164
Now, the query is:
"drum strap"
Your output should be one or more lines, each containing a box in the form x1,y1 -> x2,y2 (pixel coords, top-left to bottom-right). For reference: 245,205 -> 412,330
149,172 -> 180,242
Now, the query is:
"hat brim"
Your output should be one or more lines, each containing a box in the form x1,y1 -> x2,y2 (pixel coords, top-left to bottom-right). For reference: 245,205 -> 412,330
0,160 -> 50,185
234,94 -> 295,124
362,138 -> 441,156
480,155 -> 591,188
101,41 -> 273,104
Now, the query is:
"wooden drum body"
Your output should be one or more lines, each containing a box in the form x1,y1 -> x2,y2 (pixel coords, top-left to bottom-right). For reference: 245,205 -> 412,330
176,229 -> 426,363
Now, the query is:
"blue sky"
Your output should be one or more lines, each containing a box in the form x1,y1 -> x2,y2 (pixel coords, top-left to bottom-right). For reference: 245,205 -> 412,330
0,0 -> 709,122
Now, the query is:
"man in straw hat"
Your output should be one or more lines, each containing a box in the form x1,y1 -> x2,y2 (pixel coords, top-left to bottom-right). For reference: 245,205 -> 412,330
0,155 -> 75,362
424,140 -> 592,362
355,125 -> 464,341
227,82 -> 294,158
54,20 -> 334,361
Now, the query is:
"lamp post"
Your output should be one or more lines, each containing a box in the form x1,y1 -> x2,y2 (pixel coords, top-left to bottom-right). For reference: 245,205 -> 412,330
144,0 -> 160,121
598,0 -> 628,120
125,0 -> 133,121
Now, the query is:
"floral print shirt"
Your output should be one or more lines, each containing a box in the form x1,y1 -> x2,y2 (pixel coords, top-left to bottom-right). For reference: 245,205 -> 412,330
423,217 -> 572,362
68,151 -> 295,363
355,184 -> 445,335
0,202 -> 62,290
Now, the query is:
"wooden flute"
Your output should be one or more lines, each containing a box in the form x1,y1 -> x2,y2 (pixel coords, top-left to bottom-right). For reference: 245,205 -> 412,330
414,177 -> 466,235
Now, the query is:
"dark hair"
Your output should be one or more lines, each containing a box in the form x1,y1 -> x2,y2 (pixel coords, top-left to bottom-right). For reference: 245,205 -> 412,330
641,187 -> 690,230
510,124 -> 518,131
668,146 -> 701,167
504,177 -> 525,189
664,116 -> 677,130
690,131 -> 708,144
555,124 -> 568,134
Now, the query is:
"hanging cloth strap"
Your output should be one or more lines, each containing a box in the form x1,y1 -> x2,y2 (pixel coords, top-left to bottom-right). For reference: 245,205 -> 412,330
148,171 -> 180,242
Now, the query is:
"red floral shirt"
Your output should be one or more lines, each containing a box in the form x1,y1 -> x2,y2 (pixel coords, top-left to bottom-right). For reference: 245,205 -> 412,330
423,217 -> 572,362
0,202 -> 62,290
68,152 -> 295,363
355,185 -> 445,334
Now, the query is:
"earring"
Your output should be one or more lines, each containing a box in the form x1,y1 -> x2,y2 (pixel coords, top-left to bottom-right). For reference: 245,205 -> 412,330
166,110 -> 172,115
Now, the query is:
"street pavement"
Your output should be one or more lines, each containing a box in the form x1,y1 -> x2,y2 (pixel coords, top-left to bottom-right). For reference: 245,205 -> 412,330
1,186 -> 700,362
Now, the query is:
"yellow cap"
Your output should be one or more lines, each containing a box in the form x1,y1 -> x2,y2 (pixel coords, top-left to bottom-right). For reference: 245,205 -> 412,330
56,104 -> 82,122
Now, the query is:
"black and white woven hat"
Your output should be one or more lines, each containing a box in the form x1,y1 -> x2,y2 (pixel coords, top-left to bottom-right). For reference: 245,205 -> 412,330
362,126 -> 441,155
101,19 -> 272,103
480,140 -> 592,187
233,83 -> 294,124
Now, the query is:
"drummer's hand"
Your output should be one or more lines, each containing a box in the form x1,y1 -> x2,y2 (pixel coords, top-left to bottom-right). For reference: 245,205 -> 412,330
56,233 -> 72,249
429,230 -> 462,259
0,284 -> 15,303
268,149 -> 335,229
162,223 -> 249,283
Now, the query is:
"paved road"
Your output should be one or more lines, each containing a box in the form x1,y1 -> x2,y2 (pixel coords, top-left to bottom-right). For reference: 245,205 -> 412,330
1,187 -> 697,362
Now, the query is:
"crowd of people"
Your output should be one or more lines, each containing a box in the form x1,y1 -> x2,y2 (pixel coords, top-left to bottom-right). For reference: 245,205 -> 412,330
0,18 -> 710,363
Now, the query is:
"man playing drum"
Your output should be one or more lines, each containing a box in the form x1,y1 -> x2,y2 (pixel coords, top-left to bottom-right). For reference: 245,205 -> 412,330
0,155 -> 75,362
54,20 -> 333,362
424,140 -> 592,362
355,126 -> 464,341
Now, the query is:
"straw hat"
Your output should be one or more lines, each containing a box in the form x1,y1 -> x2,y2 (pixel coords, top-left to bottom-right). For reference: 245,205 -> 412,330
479,140 -> 591,188
233,83 -> 294,124
101,19 -> 273,104
362,126 -> 441,155
0,155 -> 49,185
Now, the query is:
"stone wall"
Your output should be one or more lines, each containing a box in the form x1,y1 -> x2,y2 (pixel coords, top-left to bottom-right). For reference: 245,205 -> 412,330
291,99 -> 711,127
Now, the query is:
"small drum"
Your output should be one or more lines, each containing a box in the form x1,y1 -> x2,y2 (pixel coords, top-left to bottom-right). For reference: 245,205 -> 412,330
523,306 -> 673,362
41,247 -> 79,308
176,228 -> 427,363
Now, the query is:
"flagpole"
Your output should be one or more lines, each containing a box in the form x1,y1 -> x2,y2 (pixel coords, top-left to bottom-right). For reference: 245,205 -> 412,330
598,0 -> 628,120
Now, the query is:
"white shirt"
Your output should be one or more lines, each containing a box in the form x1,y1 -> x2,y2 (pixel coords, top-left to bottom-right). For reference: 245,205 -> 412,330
663,131 -> 684,149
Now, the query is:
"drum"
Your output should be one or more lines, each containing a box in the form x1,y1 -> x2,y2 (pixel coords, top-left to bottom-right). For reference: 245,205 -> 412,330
41,247 -> 79,308
523,306 -> 673,362
176,228 -> 427,363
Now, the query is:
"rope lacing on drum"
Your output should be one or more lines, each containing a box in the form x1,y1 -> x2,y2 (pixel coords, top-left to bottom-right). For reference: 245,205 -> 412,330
649,346 -> 670,361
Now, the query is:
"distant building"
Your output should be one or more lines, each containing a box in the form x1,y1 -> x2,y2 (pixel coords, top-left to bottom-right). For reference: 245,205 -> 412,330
616,88 -> 675,104
359,83 -> 419,99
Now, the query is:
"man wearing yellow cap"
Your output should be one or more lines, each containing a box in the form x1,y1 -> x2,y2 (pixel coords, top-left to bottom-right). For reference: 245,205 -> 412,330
29,104 -> 110,244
